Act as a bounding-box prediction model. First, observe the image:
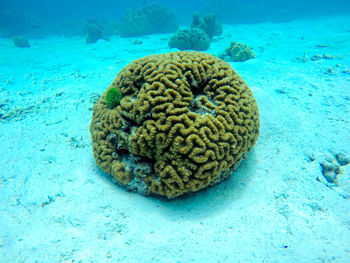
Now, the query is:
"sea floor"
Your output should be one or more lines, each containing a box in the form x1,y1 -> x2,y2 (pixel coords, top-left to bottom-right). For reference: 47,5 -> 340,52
0,14 -> 349,263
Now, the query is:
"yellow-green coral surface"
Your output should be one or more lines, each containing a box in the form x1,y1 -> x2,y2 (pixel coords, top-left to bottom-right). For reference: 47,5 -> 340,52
224,41 -> 255,62
90,51 -> 260,198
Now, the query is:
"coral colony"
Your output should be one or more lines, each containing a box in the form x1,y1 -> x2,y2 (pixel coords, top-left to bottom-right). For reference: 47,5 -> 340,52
90,51 -> 260,198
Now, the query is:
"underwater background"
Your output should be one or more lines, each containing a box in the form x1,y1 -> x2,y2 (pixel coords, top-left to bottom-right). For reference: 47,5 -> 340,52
1,0 -> 350,38
0,0 -> 350,262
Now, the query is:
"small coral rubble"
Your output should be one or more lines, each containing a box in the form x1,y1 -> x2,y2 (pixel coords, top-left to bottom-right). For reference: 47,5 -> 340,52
90,51 -> 260,198
12,36 -> 30,48
221,41 -> 255,62
86,21 -> 110,44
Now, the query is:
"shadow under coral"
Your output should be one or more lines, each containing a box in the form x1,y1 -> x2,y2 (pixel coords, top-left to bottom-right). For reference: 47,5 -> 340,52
95,149 -> 258,220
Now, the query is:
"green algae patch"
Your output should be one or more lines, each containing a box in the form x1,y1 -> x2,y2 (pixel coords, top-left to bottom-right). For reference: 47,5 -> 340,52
106,88 -> 122,108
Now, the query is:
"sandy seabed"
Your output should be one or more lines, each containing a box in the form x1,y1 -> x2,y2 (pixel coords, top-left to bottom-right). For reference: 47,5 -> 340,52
0,15 -> 349,263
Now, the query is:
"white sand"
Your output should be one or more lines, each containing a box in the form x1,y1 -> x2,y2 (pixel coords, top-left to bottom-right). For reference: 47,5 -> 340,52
0,15 -> 349,262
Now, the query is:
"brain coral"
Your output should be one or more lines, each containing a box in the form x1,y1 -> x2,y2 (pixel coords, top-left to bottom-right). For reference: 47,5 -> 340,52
90,51 -> 260,198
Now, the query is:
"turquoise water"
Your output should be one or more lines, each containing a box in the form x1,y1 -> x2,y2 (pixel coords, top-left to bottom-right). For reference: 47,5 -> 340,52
0,1 -> 349,262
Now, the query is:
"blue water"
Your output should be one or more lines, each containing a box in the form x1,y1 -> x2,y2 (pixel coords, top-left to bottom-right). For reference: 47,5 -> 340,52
0,0 -> 349,37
